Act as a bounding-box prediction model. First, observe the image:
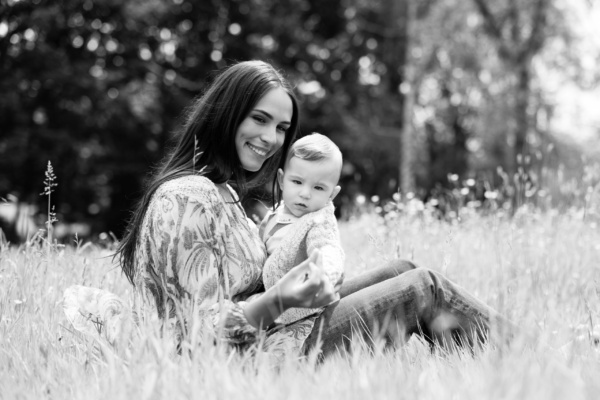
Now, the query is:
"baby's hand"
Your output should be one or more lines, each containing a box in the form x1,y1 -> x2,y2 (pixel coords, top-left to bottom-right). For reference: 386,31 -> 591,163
274,249 -> 340,309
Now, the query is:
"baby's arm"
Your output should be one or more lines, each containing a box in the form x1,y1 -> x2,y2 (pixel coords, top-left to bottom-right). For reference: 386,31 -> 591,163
305,210 -> 345,286
267,210 -> 344,326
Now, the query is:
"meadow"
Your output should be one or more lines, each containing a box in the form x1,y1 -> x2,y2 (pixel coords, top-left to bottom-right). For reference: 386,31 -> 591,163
1,205 -> 600,400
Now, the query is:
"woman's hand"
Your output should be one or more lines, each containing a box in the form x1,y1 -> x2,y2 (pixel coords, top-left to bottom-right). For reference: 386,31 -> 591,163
273,249 -> 342,310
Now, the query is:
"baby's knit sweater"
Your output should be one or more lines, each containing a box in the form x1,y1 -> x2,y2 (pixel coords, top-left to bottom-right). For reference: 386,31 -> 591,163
261,202 -> 345,326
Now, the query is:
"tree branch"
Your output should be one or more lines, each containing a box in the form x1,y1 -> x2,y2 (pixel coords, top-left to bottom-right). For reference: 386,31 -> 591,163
521,0 -> 548,59
472,0 -> 504,42
472,0 -> 515,62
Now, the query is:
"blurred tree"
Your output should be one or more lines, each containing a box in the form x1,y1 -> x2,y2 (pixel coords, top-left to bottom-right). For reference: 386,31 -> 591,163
0,0 -> 595,240
408,0 -> 486,191
0,0 -> 167,236
472,0 -> 551,172
0,0 -> 268,237
397,0 -> 416,195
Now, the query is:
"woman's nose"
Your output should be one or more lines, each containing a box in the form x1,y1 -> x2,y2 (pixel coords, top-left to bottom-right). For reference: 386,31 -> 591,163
260,125 -> 277,146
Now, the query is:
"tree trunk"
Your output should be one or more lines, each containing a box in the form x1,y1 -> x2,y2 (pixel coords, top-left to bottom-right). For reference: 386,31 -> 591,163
472,0 -> 548,174
514,62 -> 530,161
381,0 -> 415,195
399,0 -> 416,195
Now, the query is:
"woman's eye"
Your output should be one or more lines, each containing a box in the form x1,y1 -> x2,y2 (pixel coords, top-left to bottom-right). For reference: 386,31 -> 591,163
253,115 -> 265,123
277,125 -> 288,133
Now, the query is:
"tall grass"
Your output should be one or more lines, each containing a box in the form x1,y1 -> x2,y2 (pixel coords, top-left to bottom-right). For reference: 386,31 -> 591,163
40,161 -> 58,261
1,206 -> 599,399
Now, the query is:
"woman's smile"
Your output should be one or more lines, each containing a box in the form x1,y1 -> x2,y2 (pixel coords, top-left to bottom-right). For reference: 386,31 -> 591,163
247,143 -> 269,157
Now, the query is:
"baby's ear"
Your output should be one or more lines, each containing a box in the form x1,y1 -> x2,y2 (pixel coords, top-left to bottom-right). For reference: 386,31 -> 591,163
330,185 -> 341,201
277,168 -> 284,188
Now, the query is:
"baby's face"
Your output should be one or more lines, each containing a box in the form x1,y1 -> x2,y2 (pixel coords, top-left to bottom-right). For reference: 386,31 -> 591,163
278,157 -> 341,218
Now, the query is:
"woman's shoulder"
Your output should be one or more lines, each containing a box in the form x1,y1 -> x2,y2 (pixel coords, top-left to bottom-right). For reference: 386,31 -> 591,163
147,175 -> 225,218
155,175 -> 220,203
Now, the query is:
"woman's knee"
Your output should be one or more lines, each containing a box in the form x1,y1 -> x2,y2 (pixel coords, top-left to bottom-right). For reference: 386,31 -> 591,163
384,258 -> 419,276
396,268 -> 440,300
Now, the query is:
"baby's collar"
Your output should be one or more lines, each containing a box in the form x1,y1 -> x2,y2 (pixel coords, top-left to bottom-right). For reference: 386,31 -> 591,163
274,202 -> 298,224
273,201 -> 335,224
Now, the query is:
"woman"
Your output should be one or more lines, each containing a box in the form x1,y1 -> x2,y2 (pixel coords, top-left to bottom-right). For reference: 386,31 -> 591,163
65,60 -> 511,359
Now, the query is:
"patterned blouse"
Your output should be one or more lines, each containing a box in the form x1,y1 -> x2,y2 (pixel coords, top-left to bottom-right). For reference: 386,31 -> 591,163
132,175 -> 268,348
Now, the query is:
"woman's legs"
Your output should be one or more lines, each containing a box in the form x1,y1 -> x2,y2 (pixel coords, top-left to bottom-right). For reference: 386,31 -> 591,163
339,259 -> 418,298
304,267 -> 513,357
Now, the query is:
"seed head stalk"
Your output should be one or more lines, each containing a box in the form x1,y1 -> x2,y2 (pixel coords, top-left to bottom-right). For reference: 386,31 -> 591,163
40,161 -> 58,260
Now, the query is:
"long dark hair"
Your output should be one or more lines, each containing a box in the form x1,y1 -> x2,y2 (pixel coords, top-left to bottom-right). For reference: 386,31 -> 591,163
118,60 -> 300,284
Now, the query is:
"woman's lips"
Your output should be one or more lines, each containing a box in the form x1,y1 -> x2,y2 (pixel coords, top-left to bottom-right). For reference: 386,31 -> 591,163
247,143 -> 268,157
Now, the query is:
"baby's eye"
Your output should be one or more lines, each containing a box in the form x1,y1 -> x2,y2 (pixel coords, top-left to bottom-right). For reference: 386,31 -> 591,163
292,180 -> 302,185
315,186 -> 324,191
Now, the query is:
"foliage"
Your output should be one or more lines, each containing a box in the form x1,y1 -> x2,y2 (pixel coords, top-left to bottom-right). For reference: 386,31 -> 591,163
0,0 -> 598,239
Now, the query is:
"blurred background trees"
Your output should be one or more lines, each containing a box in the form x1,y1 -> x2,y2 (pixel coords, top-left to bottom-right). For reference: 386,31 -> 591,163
1,0 -> 599,240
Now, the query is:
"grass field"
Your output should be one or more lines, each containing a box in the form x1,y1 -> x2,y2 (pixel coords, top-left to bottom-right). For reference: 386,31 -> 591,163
1,209 -> 600,400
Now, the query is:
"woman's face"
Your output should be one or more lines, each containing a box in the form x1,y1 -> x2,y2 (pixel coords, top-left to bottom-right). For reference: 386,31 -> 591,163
235,87 -> 293,172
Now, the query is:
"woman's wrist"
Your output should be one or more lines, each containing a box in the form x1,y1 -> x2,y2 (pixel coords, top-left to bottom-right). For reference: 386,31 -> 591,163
243,286 -> 288,329
266,283 -> 292,311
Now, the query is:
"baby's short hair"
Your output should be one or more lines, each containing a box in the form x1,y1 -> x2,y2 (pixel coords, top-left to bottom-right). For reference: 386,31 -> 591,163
285,133 -> 343,169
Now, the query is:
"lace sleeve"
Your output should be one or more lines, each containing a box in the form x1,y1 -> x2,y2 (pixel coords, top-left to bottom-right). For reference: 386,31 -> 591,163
305,209 -> 345,285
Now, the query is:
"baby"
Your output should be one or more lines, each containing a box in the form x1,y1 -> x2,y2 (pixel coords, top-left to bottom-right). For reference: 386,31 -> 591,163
259,132 -> 345,326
